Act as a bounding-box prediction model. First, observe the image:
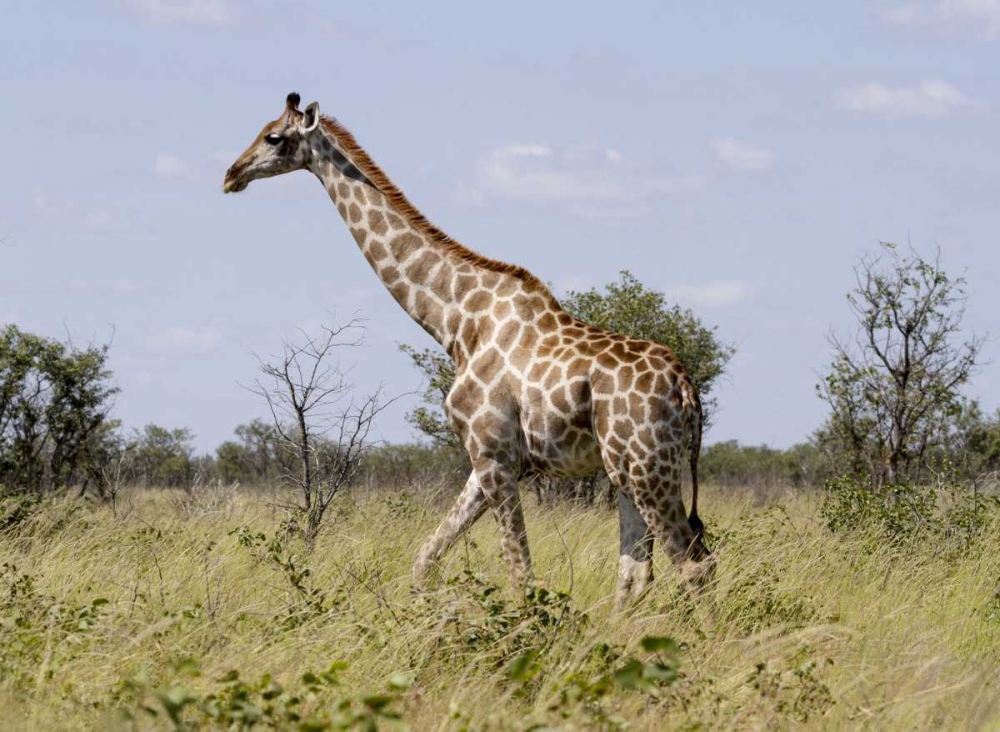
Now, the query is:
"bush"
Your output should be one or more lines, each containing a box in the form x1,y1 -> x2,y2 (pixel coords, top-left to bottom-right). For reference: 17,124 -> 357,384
821,475 -> 939,544
821,473 -> 1000,552
719,562 -> 816,634
118,658 -> 411,731
0,325 -> 118,493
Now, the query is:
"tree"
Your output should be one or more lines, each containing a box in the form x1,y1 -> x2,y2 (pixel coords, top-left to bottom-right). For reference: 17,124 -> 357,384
215,419 -> 293,485
400,270 -> 735,449
252,321 -> 388,546
817,243 -> 984,484
0,325 -> 118,493
129,424 -> 196,487
398,344 -> 459,450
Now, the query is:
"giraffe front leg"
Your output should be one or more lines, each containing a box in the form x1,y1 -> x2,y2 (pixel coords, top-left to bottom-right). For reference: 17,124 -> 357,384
412,470 -> 489,589
615,488 -> 654,611
475,460 -> 533,590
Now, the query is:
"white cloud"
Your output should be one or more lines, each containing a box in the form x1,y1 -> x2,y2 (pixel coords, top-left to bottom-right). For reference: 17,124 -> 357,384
713,138 -> 773,172
452,181 -> 486,207
479,144 -> 625,203
665,280 -> 749,308
151,326 -> 221,353
605,148 -> 623,163
114,278 -> 137,294
154,152 -> 185,177
839,80 -> 970,116
476,143 -> 703,211
83,209 -> 127,232
884,1 -> 1000,35
127,0 -> 232,26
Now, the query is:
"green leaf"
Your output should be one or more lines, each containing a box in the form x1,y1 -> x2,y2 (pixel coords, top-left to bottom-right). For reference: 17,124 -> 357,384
639,636 -> 679,655
612,659 -> 644,689
508,652 -> 537,683
360,693 -> 392,711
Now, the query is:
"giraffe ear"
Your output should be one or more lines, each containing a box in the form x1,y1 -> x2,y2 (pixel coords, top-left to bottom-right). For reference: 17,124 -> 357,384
300,102 -> 321,133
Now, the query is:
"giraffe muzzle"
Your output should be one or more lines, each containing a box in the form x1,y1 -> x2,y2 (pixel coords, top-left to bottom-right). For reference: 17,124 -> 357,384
222,166 -> 249,193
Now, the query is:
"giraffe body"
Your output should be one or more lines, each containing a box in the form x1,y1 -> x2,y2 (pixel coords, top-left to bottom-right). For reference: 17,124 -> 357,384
223,94 -> 715,607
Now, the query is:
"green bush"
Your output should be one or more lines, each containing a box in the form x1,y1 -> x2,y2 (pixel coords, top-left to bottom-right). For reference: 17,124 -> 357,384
0,563 -> 109,691
719,562 -> 815,634
821,473 -> 1000,552
821,475 -> 939,543
0,493 -> 41,533
119,658 -> 411,731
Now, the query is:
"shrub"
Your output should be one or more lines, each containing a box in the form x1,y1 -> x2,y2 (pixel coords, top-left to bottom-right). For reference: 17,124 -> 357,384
719,562 -> 815,635
0,564 -> 109,691
118,658 -> 411,731
821,473 -> 1000,553
749,646 -> 835,723
821,475 -> 939,544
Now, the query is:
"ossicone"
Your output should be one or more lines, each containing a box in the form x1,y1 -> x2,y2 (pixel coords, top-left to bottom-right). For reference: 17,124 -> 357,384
286,92 -> 301,113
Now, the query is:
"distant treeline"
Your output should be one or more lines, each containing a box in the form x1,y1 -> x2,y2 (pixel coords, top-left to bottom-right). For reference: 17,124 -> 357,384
5,249 -> 1000,502
13,415 -> 990,505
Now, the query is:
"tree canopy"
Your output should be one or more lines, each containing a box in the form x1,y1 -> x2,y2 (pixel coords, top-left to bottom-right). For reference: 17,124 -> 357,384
816,243 -> 983,483
0,325 -> 118,492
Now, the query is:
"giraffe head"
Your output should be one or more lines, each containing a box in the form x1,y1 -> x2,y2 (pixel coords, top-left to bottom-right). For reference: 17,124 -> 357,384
222,92 -> 322,193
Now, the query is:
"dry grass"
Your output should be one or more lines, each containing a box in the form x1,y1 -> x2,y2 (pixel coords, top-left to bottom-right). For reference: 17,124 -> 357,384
1,483 -> 999,730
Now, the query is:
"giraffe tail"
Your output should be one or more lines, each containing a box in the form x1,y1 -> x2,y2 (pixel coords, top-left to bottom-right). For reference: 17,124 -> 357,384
686,387 -> 705,540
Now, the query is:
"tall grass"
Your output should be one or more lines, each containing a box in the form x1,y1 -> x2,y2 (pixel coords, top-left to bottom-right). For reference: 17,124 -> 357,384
1,482 -> 999,730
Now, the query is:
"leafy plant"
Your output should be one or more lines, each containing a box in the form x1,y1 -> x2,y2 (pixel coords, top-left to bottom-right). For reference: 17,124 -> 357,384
430,570 -> 588,670
719,561 -> 815,635
231,527 -> 341,627
538,635 -> 685,729
0,563 -> 109,689
119,658 -> 411,731
821,474 -> 939,544
750,646 -> 835,723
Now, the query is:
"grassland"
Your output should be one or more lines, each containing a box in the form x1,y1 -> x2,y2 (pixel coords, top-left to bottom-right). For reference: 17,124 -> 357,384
1,481 -> 999,730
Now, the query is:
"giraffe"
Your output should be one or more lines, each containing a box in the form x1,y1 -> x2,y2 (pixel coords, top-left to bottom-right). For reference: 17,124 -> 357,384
223,93 -> 715,607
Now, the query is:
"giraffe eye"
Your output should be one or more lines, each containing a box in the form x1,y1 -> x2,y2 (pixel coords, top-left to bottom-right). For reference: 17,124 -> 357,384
264,133 -> 283,146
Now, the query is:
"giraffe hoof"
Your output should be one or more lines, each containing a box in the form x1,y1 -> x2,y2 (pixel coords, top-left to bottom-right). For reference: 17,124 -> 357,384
681,555 -> 717,592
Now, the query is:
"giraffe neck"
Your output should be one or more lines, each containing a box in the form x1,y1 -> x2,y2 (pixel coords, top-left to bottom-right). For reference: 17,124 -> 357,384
305,121 -> 552,358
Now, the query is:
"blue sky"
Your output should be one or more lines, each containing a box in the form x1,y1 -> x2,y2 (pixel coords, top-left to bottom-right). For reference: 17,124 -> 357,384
2,1 -> 999,453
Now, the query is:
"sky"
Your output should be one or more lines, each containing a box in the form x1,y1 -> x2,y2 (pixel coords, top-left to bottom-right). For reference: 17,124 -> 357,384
2,1 -> 999,454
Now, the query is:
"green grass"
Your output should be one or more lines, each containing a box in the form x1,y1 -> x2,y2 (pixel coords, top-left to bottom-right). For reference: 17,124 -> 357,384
2,483 -> 999,730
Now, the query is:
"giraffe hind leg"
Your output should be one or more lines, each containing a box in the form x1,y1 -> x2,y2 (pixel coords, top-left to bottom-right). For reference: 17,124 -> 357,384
628,460 -> 715,594
615,487 -> 654,610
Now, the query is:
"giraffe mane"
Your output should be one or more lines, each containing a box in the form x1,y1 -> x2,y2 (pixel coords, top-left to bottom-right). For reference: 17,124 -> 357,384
319,116 -> 558,305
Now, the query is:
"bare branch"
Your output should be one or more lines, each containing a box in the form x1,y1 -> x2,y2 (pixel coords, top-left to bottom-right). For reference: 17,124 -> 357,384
250,319 -> 388,546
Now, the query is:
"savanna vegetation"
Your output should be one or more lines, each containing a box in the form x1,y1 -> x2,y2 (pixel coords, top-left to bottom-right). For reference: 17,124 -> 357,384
4,250 -> 1000,729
